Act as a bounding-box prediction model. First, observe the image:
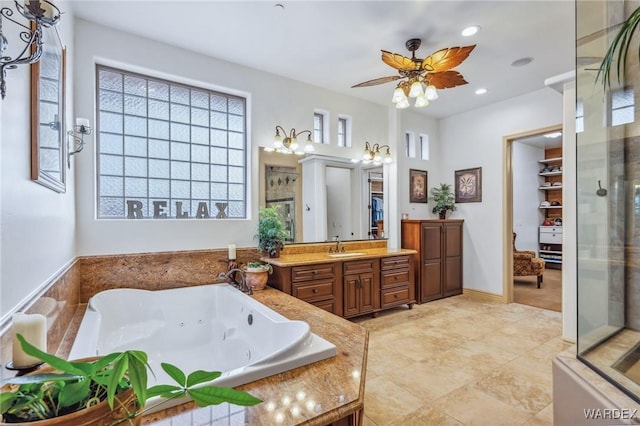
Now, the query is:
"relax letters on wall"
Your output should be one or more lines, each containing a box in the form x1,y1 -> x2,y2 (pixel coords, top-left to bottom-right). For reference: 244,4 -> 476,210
126,200 -> 227,219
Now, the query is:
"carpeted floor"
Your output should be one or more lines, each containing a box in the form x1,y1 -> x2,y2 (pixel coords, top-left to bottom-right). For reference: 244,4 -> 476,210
513,268 -> 562,312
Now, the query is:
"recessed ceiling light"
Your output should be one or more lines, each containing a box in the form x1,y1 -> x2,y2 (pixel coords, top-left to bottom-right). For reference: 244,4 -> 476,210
511,57 -> 534,67
274,3 -> 285,10
544,132 -> 562,138
461,25 -> 480,37
475,88 -> 487,95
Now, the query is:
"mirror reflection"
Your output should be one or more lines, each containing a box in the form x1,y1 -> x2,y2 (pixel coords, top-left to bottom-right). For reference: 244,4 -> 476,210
259,148 -> 386,243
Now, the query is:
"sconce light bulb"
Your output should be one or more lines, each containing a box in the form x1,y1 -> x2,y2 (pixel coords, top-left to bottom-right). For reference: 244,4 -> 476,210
304,140 -> 315,153
384,151 -> 392,164
289,137 -> 299,151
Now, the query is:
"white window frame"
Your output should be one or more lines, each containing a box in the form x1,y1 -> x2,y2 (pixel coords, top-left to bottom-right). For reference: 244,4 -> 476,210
419,133 -> 429,160
405,131 -> 416,158
314,109 -> 330,144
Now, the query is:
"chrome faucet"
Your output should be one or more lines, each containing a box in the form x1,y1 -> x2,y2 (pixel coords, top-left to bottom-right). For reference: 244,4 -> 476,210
328,235 -> 345,253
217,269 -> 252,295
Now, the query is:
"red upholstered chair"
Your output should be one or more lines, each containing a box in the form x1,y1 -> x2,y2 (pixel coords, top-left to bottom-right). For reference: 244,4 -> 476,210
513,232 -> 545,288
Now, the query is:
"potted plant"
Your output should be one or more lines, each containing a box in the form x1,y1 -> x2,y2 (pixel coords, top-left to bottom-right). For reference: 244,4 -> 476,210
244,261 -> 273,291
256,206 -> 288,258
597,5 -> 640,88
0,334 -> 261,425
429,183 -> 456,220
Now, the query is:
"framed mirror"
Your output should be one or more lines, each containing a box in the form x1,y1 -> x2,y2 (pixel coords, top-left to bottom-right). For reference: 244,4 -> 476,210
31,25 -> 66,193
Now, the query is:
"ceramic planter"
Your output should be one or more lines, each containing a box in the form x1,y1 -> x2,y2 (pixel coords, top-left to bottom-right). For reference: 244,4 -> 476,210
245,268 -> 269,291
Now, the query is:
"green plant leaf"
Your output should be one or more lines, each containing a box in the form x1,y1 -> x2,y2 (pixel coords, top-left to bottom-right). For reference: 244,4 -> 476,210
0,392 -> 17,414
15,334 -> 87,376
186,370 -> 222,387
126,352 -> 148,407
90,352 -> 122,372
188,386 -> 262,407
161,363 -> 186,387
58,378 -> 90,408
146,384 -> 183,399
1,373 -> 82,385
107,354 -> 129,409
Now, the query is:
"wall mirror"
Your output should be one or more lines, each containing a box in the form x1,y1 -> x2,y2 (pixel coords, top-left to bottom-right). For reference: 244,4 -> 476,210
31,25 -> 66,193
259,147 -> 386,243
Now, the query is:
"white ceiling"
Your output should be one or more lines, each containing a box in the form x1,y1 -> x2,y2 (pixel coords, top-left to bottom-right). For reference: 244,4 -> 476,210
70,0 -> 576,119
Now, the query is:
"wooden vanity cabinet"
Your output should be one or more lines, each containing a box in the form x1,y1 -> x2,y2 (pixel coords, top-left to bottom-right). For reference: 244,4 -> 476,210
401,219 -> 463,303
269,263 -> 343,317
343,259 -> 380,318
380,255 -> 415,309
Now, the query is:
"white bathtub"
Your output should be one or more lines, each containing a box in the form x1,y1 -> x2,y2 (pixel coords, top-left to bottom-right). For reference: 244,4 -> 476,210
69,284 -> 336,412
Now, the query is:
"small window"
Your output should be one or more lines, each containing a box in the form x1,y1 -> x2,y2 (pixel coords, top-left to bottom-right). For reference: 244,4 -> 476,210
419,133 -> 429,160
313,109 -> 329,144
337,115 -> 352,147
611,88 -> 634,126
405,131 -> 416,158
576,100 -> 584,133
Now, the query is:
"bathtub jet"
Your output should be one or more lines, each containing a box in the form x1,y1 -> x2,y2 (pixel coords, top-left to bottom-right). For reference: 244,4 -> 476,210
69,284 -> 336,413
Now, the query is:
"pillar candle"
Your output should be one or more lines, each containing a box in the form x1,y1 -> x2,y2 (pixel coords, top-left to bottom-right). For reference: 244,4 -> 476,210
12,313 -> 47,368
228,244 -> 236,260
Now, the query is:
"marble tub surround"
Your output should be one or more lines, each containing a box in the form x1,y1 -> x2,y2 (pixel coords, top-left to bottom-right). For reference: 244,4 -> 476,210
79,247 -> 259,302
47,287 -> 368,426
0,260 -> 81,376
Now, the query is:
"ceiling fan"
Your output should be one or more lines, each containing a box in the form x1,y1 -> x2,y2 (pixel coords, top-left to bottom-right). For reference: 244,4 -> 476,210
352,38 -> 476,108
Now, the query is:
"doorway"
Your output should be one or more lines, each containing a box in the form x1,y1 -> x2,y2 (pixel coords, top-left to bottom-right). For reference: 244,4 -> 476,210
505,125 -> 563,312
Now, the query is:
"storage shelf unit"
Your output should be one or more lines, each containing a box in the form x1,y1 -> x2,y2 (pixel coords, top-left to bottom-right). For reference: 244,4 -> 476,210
538,150 -> 563,269
368,168 -> 384,238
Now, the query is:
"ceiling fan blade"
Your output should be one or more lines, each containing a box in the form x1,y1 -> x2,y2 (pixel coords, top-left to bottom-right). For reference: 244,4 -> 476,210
381,50 -> 421,71
426,71 -> 469,89
422,45 -> 476,73
352,75 -> 401,88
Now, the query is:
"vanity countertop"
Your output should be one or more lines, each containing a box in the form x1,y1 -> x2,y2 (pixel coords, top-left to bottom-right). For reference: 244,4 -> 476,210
262,247 -> 417,267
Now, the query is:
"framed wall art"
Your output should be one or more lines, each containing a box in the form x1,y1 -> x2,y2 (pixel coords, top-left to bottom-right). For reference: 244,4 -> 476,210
409,169 -> 428,203
455,167 -> 482,203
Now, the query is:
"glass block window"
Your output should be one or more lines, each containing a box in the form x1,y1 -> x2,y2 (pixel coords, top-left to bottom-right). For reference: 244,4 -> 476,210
314,112 -> 324,144
96,65 -> 246,219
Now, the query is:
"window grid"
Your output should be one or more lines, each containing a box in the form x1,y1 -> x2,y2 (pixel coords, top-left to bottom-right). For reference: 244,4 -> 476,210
337,117 -> 346,147
611,88 -> 634,127
96,65 -> 246,219
314,113 -> 324,144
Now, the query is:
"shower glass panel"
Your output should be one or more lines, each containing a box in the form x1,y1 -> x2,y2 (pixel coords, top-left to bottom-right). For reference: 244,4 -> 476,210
576,0 -> 640,402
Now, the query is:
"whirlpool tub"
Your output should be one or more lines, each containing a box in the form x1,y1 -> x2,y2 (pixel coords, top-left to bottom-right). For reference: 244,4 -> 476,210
69,284 -> 336,412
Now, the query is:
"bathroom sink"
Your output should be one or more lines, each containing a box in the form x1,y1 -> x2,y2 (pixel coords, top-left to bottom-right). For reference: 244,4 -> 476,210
327,252 -> 365,258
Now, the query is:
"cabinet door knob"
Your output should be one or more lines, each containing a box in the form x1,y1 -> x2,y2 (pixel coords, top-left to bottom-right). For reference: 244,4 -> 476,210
394,294 -> 399,298
312,289 -> 319,293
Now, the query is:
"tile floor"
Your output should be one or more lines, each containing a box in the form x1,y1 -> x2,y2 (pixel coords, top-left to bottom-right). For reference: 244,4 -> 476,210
353,294 -> 572,426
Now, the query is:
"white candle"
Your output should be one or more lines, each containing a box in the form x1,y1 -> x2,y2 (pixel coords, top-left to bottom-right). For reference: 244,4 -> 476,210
12,313 -> 47,368
228,244 -> 236,260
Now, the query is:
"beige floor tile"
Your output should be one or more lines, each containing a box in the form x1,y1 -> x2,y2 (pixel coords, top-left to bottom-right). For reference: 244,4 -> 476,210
387,404 -> 464,426
523,403 -> 553,425
454,339 -> 521,367
364,375 -> 424,426
432,385 -> 532,425
363,414 -> 380,426
500,355 -> 554,388
474,370 -> 553,414
366,344 -> 416,376
472,330 -> 545,355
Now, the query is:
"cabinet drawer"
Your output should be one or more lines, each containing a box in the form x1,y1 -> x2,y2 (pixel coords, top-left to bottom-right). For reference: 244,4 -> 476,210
381,255 -> 410,270
539,231 -> 562,244
292,264 -> 336,282
381,269 -> 410,288
381,286 -> 410,307
539,226 -> 563,234
312,300 -> 335,314
343,259 -> 375,274
293,280 -> 335,302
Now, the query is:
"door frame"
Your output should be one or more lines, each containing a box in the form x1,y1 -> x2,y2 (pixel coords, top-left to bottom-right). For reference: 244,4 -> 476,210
502,124 -> 563,303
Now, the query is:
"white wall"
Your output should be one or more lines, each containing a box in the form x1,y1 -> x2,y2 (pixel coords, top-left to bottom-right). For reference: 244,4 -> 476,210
398,110 -> 440,220
512,142 -> 544,253
326,167 -> 352,240
74,19 -> 388,255
439,88 -> 563,295
0,3 -> 76,319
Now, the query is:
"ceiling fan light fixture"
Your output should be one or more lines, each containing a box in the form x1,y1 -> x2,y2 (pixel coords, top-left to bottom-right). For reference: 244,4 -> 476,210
408,80 -> 424,98
396,98 -> 410,109
392,87 -> 405,103
414,95 -> 429,108
425,85 -> 438,101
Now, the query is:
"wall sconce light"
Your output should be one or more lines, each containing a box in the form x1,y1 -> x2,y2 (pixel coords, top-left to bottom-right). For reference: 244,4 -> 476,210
0,0 -> 62,99
264,125 -> 314,155
67,118 -> 91,168
357,141 -> 392,165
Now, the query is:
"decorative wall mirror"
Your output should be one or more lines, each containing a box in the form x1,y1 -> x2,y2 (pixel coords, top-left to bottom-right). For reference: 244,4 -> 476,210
31,25 -> 66,193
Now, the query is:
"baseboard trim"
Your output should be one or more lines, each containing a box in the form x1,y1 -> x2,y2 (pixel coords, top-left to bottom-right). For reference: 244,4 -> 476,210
463,288 -> 507,304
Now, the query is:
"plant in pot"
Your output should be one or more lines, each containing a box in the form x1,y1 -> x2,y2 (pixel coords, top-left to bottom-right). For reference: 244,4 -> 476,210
429,183 -> 456,220
244,261 -> 273,291
597,5 -> 640,89
0,334 -> 261,425
256,206 -> 288,258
